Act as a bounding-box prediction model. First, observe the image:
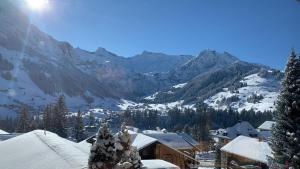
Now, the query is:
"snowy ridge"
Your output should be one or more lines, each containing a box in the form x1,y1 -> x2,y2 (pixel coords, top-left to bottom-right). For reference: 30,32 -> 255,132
204,73 -> 280,112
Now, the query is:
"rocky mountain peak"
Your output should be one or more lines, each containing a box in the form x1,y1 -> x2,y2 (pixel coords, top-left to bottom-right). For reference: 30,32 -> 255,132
197,49 -> 239,63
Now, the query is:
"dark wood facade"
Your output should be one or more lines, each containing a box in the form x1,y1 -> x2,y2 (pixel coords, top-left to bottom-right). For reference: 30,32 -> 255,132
221,151 -> 268,169
139,142 -> 198,169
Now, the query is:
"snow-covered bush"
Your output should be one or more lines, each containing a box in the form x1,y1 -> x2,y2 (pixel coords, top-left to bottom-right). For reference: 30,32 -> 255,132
88,122 -> 143,169
88,122 -> 115,169
114,123 -> 143,169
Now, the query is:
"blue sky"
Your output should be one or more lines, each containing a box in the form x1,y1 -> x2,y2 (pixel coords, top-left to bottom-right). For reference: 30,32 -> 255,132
26,0 -> 300,69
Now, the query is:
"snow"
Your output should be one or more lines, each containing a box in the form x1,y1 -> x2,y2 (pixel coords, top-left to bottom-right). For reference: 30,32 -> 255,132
221,136 -> 272,164
143,130 -> 165,134
212,121 -> 258,140
172,82 -> 187,89
204,73 -> 280,112
117,99 -> 144,110
145,133 -> 197,149
144,92 -> 159,100
76,130 -> 157,153
118,99 -> 189,112
141,159 -> 180,169
0,129 -> 9,134
258,121 -> 275,131
0,130 -> 181,169
0,130 -> 88,169
130,132 -> 158,150
0,46 -> 123,115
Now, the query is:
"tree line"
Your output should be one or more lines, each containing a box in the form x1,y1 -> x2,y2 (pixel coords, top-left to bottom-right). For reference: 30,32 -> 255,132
0,95 -> 87,142
121,103 -> 273,142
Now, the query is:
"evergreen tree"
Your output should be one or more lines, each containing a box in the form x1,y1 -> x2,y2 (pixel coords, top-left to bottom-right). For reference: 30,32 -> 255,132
89,111 -> 95,126
88,122 -> 115,169
16,106 -> 30,133
114,123 -> 132,169
214,144 -> 221,169
271,49 -> 300,168
130,147 -> 143,169
74,110 -> 85,142
114,123 -> 143,169
183,124 -> 191,134
43,104 -> 53,131
1,116 -> 17,133
53,95 -> 68,137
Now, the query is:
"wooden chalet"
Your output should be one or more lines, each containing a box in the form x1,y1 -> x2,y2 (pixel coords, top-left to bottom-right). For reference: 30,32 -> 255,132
220,136 -> 272,169
211,121 -> 259,146
87,129 -> 201,168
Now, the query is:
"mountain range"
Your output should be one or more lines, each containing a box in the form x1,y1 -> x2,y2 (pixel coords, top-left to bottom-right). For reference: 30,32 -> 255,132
0,0 -> 283,116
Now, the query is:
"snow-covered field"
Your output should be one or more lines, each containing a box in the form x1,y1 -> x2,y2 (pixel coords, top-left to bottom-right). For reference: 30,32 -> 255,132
204,73 -> 280,112
172,82 -> 187,89
144,92 -> 160,100
118,99 -> 195,112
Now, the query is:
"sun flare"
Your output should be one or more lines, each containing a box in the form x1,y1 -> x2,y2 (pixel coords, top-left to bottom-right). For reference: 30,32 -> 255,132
26,0 -> 49,11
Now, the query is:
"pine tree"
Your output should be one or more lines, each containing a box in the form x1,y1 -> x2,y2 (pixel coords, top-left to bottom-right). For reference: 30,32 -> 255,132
16,106 -> 30,133
214,144 -> 221,169
88,122 -> 115,169
114,123 -> 132,169
183,124 -> 191,134
89,111 -> 95,126
130,147 -> 143,169
74,110 -> 85,142
53,95 -> 68,137
114,123 -> 143,169
43,104 -> 52,131
271,49 -> 300,168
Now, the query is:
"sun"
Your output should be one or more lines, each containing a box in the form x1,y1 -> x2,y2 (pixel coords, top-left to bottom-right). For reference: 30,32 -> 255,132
26,0 -> 49,11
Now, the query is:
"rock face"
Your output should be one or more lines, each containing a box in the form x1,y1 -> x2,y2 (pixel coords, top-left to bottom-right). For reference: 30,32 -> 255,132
0,0 -> 282,115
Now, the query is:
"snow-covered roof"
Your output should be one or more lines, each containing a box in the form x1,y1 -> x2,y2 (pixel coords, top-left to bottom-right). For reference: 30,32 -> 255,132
0,130 -> 88,169
145,133 -> 198,149
129,131 -> 158,150
221,136 -> 272,164
213,121 -> 258,140
79,130 -> 158,152
0,133 -> 21,142
258,130 -> 272,141
142,130 -> 165,134
132,133 -> 158,150
258,121 -> 275,131
0,130 -> 183,169
126,125 -> 139,132
0,129 -> 9,134
141,159 -> 180,169
178,133 -> 200,146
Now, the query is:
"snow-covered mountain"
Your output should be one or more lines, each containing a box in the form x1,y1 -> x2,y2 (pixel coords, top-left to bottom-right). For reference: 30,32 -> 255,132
126,51 -> 193,74
168,50 -> 240,83
204,71 -> 281,112
0,0 -> 283,116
